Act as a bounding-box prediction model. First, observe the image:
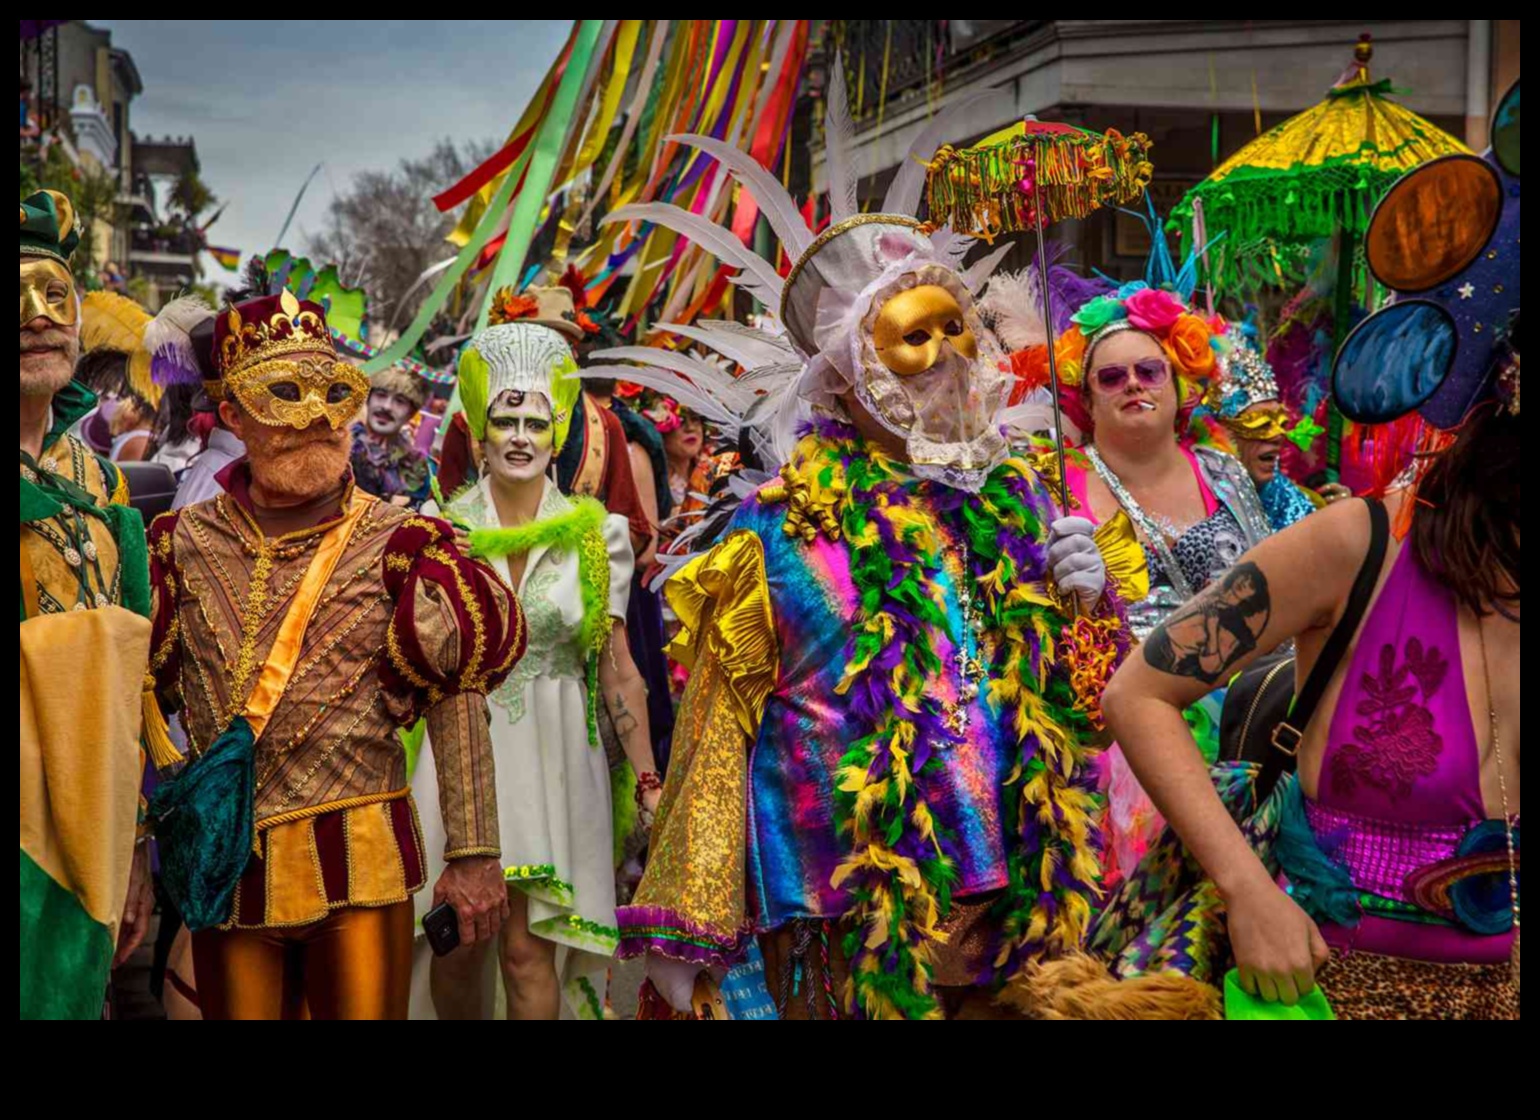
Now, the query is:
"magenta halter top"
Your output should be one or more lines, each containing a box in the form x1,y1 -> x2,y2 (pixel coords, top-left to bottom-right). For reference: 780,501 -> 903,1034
1305,544 -> 1511,962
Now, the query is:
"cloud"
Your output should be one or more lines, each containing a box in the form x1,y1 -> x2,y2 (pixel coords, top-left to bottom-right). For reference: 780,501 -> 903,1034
92,20 -> 570,276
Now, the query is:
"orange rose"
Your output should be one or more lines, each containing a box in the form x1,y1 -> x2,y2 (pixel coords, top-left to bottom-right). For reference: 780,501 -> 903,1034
1164,313 -> 1216,380
1054,328 -> 1088,386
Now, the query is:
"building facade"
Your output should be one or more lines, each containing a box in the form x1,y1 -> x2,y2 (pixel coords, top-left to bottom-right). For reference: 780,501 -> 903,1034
21,20 -> 202,307
810,19 -> 1518,281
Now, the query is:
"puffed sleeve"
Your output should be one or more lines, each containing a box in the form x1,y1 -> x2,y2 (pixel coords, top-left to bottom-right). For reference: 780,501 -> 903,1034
381,513 -> 527,859
617,529 -> 778,966
602,512 -> 635,621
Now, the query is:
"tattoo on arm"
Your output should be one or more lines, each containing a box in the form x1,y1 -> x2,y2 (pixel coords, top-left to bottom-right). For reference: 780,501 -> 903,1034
610,692 -> 640,741
1142,561 -> 1272,685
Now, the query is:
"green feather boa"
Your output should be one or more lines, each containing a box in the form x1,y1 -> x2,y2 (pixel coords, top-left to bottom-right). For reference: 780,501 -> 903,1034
467,495 -> 612,748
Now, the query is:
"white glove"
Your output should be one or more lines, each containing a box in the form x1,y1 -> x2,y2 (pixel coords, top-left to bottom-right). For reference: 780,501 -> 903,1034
1048,516 -> 1106,610
646,951 -> 705,1013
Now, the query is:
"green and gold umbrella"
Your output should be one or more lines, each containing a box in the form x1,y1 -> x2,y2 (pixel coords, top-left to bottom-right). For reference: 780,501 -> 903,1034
1176,34 -> 1469,295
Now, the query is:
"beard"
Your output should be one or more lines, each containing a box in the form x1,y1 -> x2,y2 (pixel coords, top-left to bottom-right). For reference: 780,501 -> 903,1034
248,426 -> 351,501
19,328 -> 79,397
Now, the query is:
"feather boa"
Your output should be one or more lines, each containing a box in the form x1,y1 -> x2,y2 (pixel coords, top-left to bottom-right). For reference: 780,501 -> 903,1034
788,419 -> 1111,1019
467,496 -> 611,747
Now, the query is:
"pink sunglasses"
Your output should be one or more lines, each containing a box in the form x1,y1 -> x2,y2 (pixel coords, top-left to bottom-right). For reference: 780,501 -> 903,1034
1090,357 -> 1171,394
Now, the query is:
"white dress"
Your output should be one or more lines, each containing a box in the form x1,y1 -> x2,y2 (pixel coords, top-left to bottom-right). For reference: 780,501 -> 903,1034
410,476 -> 633,1019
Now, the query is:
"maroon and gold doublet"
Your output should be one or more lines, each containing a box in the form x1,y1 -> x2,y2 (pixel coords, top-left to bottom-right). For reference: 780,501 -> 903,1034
148,472 -> 525,929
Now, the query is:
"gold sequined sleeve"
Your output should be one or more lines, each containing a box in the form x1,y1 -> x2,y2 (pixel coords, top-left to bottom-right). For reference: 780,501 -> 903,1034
618,531 -> 778,965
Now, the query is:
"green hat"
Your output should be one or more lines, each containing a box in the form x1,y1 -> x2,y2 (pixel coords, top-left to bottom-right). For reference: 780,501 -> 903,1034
20,189 -> 80,264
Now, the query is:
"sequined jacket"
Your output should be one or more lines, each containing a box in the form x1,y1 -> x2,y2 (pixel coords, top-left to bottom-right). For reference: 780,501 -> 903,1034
147,475 -> 526,928
618,463 -> 1119,971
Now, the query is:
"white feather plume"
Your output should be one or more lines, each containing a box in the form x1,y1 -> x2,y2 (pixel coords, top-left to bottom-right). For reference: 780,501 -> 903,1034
666,132 -> 812,256
882,86 -> 1014,217
593,345 -> 759,414
960,241 -> 1014,295
823,52 -> 860,221
604,202 -> 784,304
581,364 -> 743,434
650,320 -> 795,371
976,266 -> 1048,352
142,294 -> 213,367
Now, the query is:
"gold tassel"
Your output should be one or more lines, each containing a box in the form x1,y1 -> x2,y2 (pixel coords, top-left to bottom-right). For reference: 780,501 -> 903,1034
141,689 -> 185,770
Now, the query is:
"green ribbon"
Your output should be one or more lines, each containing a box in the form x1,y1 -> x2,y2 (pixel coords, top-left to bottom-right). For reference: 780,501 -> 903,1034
476,19 -> 605,331
361,20 -> 605,374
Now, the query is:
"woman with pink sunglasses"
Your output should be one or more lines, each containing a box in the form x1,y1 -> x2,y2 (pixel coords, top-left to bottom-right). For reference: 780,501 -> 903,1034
1051,284 -> 1274,882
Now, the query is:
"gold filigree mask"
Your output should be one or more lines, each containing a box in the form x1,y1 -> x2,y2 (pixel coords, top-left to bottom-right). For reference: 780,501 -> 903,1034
226,354 -> 369,431
872,284 -> 977,376
20,257 -> 77,328
1224,402 -> 1290,441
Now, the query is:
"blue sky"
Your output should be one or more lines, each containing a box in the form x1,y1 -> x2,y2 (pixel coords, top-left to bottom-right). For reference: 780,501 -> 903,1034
93,20 -> 571,278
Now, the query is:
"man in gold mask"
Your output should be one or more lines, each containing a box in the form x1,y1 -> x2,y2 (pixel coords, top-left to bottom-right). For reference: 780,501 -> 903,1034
142,289 -> 528,1018
598,81 -> 1138,1019
21,189 -> 157,1017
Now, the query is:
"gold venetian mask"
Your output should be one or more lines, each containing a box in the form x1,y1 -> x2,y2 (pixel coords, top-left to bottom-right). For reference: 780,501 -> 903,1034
20,257 -> 77,328
1226,402 -> 1290,442
872,284 -> 977,376
226,354 -> 369,431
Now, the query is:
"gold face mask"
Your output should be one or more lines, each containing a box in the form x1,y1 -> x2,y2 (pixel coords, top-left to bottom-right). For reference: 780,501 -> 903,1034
872,284 -> 977,376
20,258 -> 77,328
1225,402 -> 1290,442
226,355 -> 370,431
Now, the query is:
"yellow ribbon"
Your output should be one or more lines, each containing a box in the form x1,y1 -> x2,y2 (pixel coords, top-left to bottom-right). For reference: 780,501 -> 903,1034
243,493 -> 374,739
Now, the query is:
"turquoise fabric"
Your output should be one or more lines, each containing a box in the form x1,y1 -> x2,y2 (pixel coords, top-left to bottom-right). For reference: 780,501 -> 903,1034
148,717 -> 256,932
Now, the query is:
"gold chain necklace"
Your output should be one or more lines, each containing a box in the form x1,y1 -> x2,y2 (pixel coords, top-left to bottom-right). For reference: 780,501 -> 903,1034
1477,616 -> 1520,994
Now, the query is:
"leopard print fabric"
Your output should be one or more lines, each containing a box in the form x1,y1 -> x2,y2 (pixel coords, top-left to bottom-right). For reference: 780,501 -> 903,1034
1323,949 -> 1519,1019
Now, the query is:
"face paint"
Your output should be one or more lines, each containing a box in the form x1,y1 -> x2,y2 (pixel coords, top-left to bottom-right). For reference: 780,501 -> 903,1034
20,258 -> 77,327
483,390 -> 555,486
365,388 -> 417,437
872,284 -> 977,377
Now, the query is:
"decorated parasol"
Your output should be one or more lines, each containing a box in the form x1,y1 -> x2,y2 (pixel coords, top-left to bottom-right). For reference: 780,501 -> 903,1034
1175,34 -> 1469,295
1175,33 -> 1469,476
927,117 -> 1154,507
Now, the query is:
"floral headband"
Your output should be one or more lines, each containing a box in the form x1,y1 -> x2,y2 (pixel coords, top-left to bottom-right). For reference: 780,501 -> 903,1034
1057,282 -> 1220,386
1035,282 -> 1223,436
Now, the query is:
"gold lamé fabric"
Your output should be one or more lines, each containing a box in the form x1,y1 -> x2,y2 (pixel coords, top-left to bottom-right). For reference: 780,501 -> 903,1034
192,899 -> 414,1020
1093,510 -> 1150,604
662,530 -> 778,736
628,648 -> 757,952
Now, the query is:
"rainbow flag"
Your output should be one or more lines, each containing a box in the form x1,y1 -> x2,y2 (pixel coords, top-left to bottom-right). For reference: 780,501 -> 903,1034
207,246 -> 242,272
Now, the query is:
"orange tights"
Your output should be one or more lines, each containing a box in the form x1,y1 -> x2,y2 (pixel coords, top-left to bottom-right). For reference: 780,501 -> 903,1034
191,901 -> 413,1020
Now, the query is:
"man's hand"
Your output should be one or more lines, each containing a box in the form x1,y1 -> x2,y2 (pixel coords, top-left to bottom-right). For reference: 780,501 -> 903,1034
1048,516 -> 1107,611
114,845 -> 153,968
432,855 -> 509,947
